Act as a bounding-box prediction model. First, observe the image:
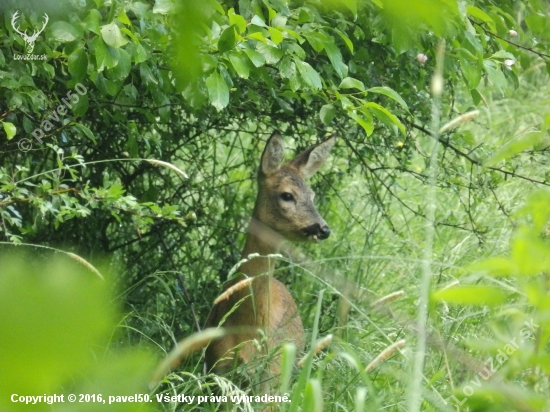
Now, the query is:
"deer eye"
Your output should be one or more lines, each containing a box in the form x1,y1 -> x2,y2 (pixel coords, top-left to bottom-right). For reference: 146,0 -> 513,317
280,192 -> 294,202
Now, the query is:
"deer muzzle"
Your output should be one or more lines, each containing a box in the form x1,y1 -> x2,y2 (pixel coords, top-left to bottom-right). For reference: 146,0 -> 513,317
303,223 -> 331,241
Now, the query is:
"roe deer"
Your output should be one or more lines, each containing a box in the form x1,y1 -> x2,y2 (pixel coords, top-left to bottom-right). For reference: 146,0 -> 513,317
205,131 -> 335,392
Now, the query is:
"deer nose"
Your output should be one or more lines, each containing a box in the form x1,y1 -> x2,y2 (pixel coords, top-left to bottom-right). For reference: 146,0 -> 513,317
303,223 -> 330,240
318,225 -> 331,240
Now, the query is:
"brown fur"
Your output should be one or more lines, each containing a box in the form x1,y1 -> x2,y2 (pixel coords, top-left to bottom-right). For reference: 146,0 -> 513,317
205,132 -> 335,392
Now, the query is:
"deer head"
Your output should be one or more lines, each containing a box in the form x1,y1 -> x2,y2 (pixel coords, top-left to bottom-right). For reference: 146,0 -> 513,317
12,11 -> 49,55
253,132 -> 335,243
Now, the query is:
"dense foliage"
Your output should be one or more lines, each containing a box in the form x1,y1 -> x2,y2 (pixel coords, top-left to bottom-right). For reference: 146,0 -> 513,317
1,0 -> 549,411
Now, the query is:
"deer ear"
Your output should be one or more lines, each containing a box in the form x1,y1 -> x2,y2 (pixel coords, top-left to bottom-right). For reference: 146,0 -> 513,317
260,132 -> 285,175
288,136 -> 335,178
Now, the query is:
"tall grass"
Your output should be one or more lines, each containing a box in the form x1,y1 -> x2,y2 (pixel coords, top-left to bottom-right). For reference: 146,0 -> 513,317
131,64 -> 550,411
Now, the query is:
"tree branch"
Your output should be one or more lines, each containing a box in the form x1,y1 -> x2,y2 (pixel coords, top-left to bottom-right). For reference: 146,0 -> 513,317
407,121 -> 550,187
470,19 -> 550,60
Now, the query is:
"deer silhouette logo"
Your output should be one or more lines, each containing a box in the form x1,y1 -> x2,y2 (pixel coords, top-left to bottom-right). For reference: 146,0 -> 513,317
11,11 -> 49,55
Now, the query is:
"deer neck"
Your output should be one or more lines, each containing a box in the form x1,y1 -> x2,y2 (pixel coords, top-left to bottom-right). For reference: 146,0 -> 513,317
237,217 -> 284,279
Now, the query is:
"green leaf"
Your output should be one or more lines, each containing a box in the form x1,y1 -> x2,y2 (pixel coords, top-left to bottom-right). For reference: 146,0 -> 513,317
257,43 -> 283,64
467,257 -> 517,277
515,190 -> 550,233
195,58 -> 215,78
109,48 -> 131,80
512,228 -> 550,276
320,104 -> 336,125
68,48 -> 88,82
182,79 -> 208,108
0,254 -> 114,396
228,52 -> 250,78
273,14 -> 287,28
218,25 -> 237,53
304,32 -> 327,52
251,15 -> 267,27
268,27 -> 283,45
339,77 -> 365,90
525,13 -> 548,35
483,132 -> 543,167
72,122 -> 96,144
247,32 -> 267,43
460,56 -> 482,89
101,23 -> 128,48
463,30 -> 483,55
82,9 -> 101,35
120,27 -> 138,43
282,27 -> 304,43
267,5 -> 276,21
93,37 -> 107,70
349,112 -> 373,136
50,21 -> 82,42
298,7 -> 312,23
206,71 -> 229,111
382,0 -> 459,50
342,0 -> 357,15
432,286 -> 508,306
287,42 -> 306,59
139,63 -> 157,86
211,0 -> 225,14
72,93 -> 89,117
338,94 -> 354,110
483,59 -> 507,91
228,8 -> 247,33
466,6 -> 496,31
279,57 -> 294,78
325,41 -> 348,78
490,50 -> 516,60
2,122 -> 16,140
8,92 -> 23,109
244,49 -> 265,67
363,102 -> 405,134
333,28 -> 354,54
92,73 -> 118,96
153,0 -> 175,14
470,88 -> 482,106
117,9 -> 132,26
22,116 -> 33,134
367,86 -> 409,112
295,60 -> 322,90
130,42 -> 149,64
127,134 -> 138,158
95,37 -> 120,70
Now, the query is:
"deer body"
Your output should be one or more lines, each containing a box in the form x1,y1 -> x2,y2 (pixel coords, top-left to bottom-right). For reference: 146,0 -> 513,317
205,132 -> 335,390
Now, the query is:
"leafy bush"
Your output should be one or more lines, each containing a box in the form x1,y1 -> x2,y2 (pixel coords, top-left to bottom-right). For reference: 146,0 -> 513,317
0,0 -> 549,410
0,252 -> 156,412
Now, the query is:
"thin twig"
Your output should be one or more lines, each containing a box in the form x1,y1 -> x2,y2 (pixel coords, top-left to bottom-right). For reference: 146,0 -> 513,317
406,121 -> 549,187
470,19 -> 550,60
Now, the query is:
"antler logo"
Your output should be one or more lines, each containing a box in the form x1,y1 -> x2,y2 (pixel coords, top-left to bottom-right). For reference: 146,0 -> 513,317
11,11 -> 49,55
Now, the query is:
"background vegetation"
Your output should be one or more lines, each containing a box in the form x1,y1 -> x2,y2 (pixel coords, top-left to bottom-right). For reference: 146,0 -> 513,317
0,0 -> 549,411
